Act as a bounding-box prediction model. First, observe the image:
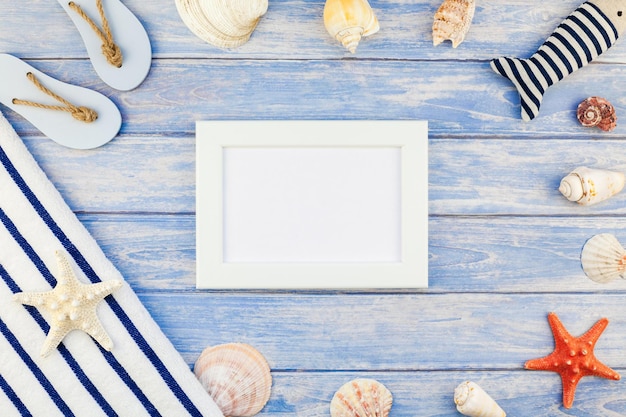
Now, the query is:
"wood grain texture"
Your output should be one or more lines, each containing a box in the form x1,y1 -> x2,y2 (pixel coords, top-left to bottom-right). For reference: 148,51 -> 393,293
5,59 -> 626,139
3,0 -> 626,414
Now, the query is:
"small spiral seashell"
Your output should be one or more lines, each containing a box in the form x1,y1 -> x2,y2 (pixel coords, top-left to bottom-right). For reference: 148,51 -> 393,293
454,381 -> 506,417
330,378 -> 392,417
433,0 -> 476,48
558,166 -> 625,206
577,97 -> 617,132
323,0 -> 380,53
580,233 -> 626,284
194,343 -> 272,417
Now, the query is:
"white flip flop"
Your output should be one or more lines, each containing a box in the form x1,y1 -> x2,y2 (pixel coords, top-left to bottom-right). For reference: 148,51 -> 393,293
0,53 -> 122,149
57,0 -> 152,91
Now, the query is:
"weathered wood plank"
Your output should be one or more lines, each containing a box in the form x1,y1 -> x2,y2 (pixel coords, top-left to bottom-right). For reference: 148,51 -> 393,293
4,59 -> 625,140
23,136 -> 195,214
3,0 -> 626,62
261,371 -> 626,416
137,292 -> 626,372
430,139 -> 626,215
80,214 -> 626,293
16,136 -> 626,215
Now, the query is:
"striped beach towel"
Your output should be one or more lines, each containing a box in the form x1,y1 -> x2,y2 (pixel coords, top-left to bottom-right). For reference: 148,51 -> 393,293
0,110 -> 224,417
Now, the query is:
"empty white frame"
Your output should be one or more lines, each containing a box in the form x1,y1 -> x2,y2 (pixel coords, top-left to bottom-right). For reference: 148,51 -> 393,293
196,120 -> 428,289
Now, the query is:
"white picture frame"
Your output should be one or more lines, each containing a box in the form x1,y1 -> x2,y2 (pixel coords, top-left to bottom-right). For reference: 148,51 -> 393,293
196,120 -> 428,289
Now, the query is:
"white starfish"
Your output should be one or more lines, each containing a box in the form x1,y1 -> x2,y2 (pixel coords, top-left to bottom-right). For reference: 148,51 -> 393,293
13,250 -> 122,357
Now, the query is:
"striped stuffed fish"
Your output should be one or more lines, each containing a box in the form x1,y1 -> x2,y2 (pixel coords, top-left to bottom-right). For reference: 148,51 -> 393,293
491,0 -> 626,121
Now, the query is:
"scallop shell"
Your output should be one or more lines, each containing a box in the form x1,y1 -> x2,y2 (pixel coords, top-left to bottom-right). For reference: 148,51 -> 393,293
558,166 -> 625,206
330,378 -> 392,417
580,233 -> 626,284
454,381 -> 506,417
175,0 -> 268,49
577,97 -> 617,132
194,343 -> 272,416
433,0 -> 476,48
323,0 -> 380,53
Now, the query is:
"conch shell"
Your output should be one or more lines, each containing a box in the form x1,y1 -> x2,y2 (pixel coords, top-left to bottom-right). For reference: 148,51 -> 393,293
194,343 -> 272,416
330,378 -> 392,417
577,97 -> 617,132
323,0 -> 380,53
580,233 -> 626,283
433,0 -> 476,48
454,381 -> 506,417
559,166 -> 625,206
175,0 -> 268,48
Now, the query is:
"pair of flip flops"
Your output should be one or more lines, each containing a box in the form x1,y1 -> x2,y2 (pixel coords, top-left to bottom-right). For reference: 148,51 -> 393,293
0,0 -> 151,149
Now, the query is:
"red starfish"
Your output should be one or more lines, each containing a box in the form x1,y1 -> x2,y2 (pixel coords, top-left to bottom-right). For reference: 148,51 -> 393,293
525,312 -> 620,408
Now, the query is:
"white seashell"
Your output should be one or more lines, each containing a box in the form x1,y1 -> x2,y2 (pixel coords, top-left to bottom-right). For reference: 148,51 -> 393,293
323,0 -> 380,53
175,0 -> 268,49
580,233 -> 626,284
559,166 -> 625,206
433,0 -> 476,48
194,343 -> 272,416
330,378 -> 392,417
454,381 -> 506,417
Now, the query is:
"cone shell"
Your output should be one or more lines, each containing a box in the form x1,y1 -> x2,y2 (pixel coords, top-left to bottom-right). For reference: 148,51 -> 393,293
558,166 -> 625,206
175,0 -> 268,48
330,378 -> 392,417
454,381 -> 506,417
433,0 -> 476,48
323,0 -> 380,53
577,97 -> 617,132
581,233 -> 626,283
194,343 -> 272,416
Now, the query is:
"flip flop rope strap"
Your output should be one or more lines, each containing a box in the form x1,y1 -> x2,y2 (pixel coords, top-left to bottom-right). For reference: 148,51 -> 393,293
68,0 -> 123,68
12,72 -> 98,123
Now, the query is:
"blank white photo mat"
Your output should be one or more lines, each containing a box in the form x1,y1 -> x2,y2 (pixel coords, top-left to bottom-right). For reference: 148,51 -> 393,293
196,120 -> 428,289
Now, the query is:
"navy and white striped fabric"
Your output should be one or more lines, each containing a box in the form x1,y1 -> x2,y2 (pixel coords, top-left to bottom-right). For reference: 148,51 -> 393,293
0,111 -> 224,417
491,1 -> 618,121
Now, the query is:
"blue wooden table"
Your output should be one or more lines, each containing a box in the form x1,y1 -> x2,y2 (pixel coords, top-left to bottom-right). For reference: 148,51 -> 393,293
2,0 -> 626,415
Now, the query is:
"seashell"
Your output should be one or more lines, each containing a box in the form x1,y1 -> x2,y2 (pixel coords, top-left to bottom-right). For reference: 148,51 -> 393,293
580,233 -> 626,283
175,0 -> 268,49
577,97 -> 617,132
454,381 -> 506,417
559,166 -> 625,206
194,343 -> 272,416
433,0 -> 476,48
330,378 -> 392,417
323,0 -> 380,53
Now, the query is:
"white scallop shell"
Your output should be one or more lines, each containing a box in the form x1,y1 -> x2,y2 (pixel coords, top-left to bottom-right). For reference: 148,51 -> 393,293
580,233 -> 626,284
454,381 -> 506,417
559,167 -> 625,206
194,343 -> 272,416
323,0 -> 380,53
330,378 -> 392,417
175,0 -> 268,48
433,0 -> 476,48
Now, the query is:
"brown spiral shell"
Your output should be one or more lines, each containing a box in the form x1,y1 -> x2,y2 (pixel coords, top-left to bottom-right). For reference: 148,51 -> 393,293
577,96 -> 617,132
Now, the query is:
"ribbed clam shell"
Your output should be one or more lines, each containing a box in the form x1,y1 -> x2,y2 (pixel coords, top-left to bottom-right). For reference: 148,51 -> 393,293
330,378 -> 392,417
175,0 -> 268,48
323,0 -> 380,53
454,381 -> 506,417
581,233 -> 626,284
194,343 -> 272,416
433,0 -> 476,48
577,97 -> 617,132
